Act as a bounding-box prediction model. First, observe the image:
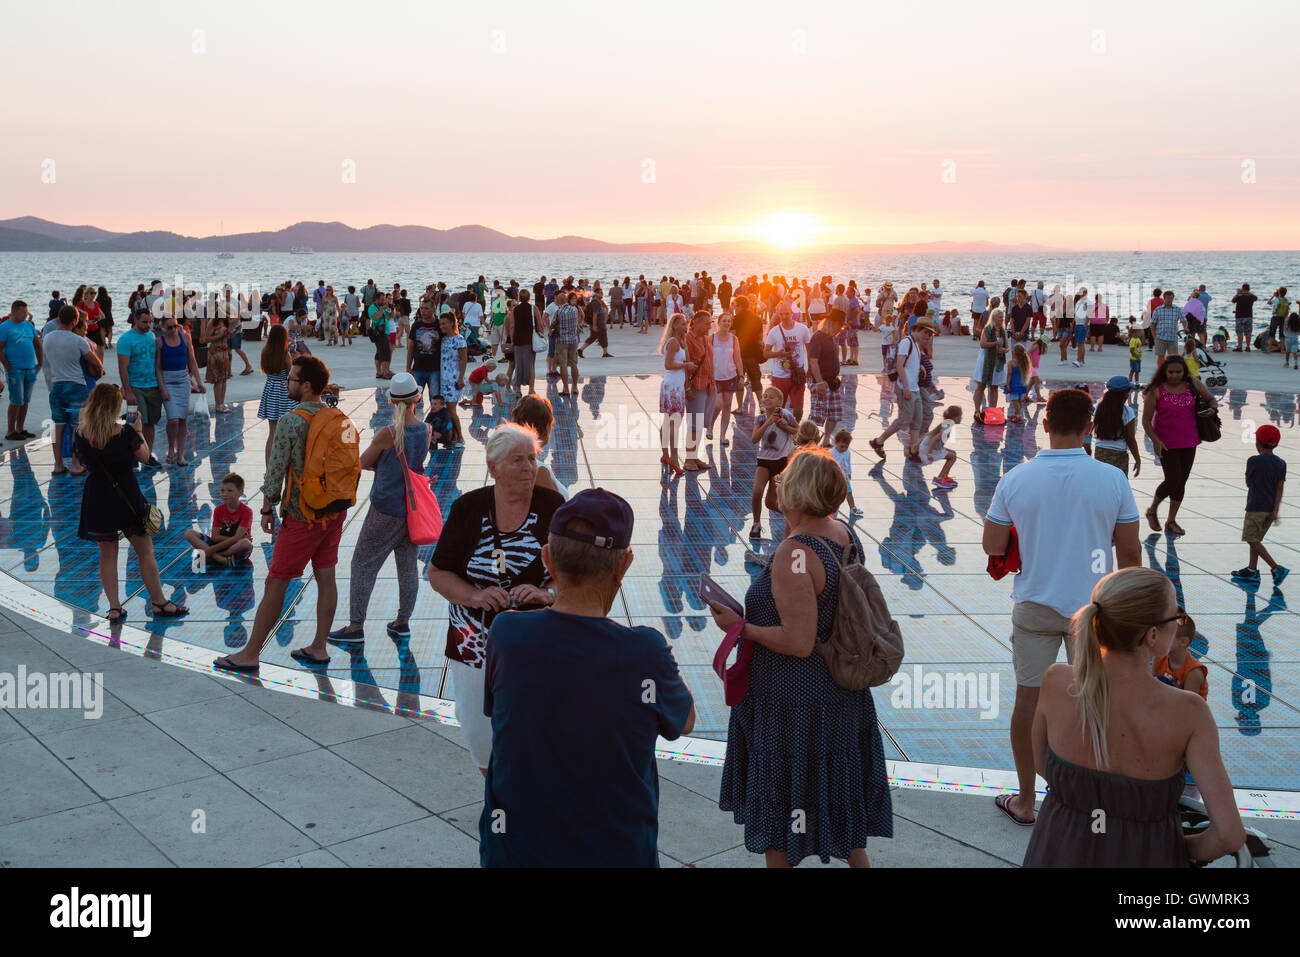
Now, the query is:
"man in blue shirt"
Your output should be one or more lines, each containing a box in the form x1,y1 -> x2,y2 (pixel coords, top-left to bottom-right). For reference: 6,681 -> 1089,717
0,301 -> 43,441
480,489 -> 695,867
116,308 -> 163,466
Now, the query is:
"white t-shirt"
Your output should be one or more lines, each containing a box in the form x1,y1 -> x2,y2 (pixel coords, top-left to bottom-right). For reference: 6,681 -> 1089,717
1094,405 -> 1137,451
764,322 -> 811,378
971,287 -> 989,312
756,409 -> 797,461
1031,287 -> 1047,311
462,301 -> 484,326
987,448 -> 1140,618
929,286 -> 943,311
830,445 -> 852,479
895,334 -> 923,391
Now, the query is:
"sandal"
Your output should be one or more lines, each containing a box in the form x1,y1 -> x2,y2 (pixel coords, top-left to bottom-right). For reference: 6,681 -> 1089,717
1145,507 -> 1161,532
240,368 -> 254,375
869,437 -> 886,460
1165,522 -> 1186,537
151,600 -> 189,618
214,655 -> 259,675
995,793 -> 1035,827
52,467 -> 69,476
290,647 -> 331,666
106,607 -> 127,622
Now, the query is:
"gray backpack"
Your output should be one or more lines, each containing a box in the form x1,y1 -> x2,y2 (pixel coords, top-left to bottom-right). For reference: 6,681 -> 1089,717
816,538 -> 905,690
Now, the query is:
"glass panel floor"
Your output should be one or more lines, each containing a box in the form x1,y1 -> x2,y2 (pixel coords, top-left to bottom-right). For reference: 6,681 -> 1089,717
2,374 -> 1296,790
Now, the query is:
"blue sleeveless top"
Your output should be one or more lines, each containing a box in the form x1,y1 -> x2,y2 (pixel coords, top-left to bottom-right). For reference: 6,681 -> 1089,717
159,334 -> 190,372
371,422 -> 430,516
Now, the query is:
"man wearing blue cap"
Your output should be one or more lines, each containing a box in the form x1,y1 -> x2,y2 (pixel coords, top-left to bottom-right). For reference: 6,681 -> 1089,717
479,489 -> 695,867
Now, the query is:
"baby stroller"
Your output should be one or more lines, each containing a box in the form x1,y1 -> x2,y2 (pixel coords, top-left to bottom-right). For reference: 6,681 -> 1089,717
1179,793 -> 1274,867
463,324 -> 488,358
1194,343 -> 1228,388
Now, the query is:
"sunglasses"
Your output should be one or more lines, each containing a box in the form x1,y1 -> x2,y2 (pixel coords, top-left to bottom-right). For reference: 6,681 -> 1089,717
1152,610 -> 1190,628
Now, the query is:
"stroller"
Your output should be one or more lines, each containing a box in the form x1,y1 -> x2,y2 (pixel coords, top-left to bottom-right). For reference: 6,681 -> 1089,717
464,324 -> 489,358
1179,793 -> 1274,867
1194,343 -> 1228,387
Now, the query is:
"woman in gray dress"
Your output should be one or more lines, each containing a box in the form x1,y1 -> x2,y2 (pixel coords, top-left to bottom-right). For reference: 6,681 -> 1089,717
1023,567 -> 1245,867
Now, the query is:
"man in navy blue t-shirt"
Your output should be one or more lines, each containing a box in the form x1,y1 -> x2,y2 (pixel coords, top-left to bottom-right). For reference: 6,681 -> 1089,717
480,489 -> 695,867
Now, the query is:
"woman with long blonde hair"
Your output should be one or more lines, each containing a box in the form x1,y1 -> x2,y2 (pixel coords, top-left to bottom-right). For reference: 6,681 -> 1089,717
1023,567 -> 1244,867
73,383 -> 187,622
658,312 -> 692,474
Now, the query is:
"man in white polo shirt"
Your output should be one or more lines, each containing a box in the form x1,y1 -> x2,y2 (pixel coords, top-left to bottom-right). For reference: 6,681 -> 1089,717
983,388 -> 1141,827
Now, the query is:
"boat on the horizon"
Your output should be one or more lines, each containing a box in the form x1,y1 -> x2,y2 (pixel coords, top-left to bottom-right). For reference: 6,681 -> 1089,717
217,251 -> 234,259
290,246 -> 313,255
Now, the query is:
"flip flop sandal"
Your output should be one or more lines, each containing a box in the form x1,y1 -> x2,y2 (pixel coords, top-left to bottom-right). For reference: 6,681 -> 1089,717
52,467 -> 69,476
290,648 -> 331,666
1146,508 -> 1161,532
106,607 -> 127,622
995,793 -> 1035,827
214,655 -> 259,675
240,368 -> 254,375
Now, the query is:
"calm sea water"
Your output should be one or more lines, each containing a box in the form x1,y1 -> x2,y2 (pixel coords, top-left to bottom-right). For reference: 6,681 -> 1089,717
3,251 -> 1297,322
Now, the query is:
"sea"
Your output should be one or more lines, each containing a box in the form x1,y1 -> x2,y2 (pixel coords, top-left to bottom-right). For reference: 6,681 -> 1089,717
2,250 -> 1297,324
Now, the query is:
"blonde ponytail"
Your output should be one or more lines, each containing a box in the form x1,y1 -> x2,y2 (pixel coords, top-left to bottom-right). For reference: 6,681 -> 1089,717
1069,567 -> 1175,769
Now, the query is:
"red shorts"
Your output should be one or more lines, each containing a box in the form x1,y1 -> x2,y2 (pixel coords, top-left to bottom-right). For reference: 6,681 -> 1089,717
268,513 -> 345,579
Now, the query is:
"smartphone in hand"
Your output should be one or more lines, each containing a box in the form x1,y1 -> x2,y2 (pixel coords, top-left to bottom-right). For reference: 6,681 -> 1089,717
699,573 -> 743,617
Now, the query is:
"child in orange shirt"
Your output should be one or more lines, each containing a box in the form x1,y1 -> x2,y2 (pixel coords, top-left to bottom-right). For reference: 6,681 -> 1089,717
1154,613 -> 1207,699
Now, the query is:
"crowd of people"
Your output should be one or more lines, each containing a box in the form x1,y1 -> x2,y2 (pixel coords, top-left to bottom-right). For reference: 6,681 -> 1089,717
2,265 -> 1292,868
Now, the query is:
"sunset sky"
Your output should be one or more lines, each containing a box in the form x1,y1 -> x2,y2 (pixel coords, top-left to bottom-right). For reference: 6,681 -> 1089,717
3,0 -> 1298,250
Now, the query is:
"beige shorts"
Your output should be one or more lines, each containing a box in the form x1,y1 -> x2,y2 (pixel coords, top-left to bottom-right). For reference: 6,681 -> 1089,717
1242,511 -> 1273,544
554,342 -> 579,366
1010,600 -> 1075,687
1154,337 -> 1180,357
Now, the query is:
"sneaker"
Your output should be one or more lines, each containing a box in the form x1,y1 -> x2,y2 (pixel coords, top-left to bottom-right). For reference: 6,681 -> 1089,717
327,626 -> 365,646
143,457 -> 162,469
749,523 -> 762,539
1231,567 -> 1261,582
932,476 -> 958,489
1070,360 -> 1082,367
849,506 -> 865,516
18,430 -> 35,439
1057,360 -> 1069,366
1272,566 -> 1290,586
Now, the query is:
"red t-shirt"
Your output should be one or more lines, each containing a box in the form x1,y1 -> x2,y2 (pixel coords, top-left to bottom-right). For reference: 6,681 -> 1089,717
82,301 -> 101,330
468,364 -> 491,386
212,502 -> 254,539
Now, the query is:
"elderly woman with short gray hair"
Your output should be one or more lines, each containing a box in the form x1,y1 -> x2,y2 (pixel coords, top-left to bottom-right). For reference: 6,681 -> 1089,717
427,423 -> 565,770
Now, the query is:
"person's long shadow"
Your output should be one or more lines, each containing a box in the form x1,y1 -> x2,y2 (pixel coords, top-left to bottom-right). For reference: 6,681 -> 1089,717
1232,584 -> 1278,736
1142,534 -> 1209,658
7,452 -> 51,573
969,421 -> 1005,519
657,482 -> 687,639
870,459 -> 955,589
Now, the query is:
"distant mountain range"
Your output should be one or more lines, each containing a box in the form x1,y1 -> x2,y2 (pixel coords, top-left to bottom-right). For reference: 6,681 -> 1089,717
0,216 -> 1063,255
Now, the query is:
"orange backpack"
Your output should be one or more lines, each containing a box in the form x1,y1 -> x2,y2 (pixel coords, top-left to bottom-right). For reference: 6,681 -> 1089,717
289,407 -> 361,523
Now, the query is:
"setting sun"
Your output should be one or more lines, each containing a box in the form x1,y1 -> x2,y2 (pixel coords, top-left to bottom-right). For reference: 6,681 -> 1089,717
751,212 -> 823,249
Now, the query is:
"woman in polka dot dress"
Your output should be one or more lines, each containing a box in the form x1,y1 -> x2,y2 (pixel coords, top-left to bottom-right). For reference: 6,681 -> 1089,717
709,448 -> 893,866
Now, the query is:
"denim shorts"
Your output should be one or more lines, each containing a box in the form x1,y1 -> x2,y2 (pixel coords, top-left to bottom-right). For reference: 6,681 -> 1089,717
49,381 -> 88,424
5,367 -> 37,405
1072,323 -> 1088,345
1287,336 -> 1299,354
1129,359 -> 1141,374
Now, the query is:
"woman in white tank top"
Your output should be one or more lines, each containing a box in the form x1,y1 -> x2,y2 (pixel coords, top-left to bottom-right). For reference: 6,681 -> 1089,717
707,313 -> 743,444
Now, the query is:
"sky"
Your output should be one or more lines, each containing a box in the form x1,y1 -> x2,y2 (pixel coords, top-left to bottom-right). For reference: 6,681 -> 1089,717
3,0 -> 1298,250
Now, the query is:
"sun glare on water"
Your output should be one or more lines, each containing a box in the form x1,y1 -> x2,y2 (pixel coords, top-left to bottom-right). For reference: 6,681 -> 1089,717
751,212 -> 824,249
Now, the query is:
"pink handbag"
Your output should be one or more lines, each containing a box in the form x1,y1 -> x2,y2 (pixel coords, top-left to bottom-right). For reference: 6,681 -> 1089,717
712,620 -> 753,706
397,442 -> 443,545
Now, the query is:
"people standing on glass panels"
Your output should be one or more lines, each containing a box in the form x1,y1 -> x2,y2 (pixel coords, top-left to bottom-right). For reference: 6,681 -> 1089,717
427,423 -> 563,774
327,373 -> 428,650
74,383 -> 187,623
